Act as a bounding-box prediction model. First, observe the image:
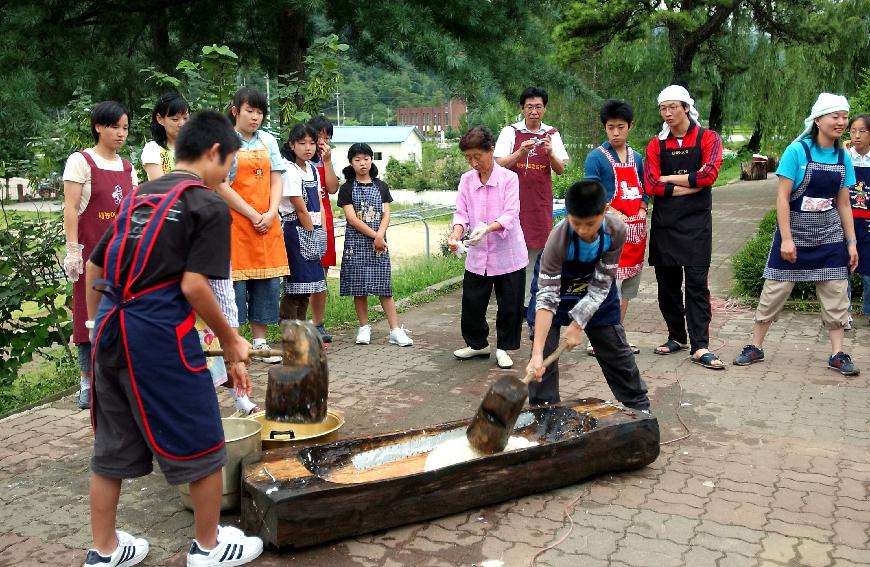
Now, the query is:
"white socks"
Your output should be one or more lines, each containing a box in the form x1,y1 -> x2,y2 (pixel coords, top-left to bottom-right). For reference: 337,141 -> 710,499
80,375 -> 90,390
252,338 -> 267,347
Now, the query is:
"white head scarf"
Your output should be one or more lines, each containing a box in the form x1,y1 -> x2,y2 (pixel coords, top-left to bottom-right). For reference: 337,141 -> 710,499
656,85 -> 701,140
794,93 -> 850,143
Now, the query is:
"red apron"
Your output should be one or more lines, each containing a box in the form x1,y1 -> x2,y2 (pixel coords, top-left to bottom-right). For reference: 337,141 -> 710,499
598,145 -> 647,279
315,161 -> 337,268
72,151 -> 134,344
509,126 -> 558,248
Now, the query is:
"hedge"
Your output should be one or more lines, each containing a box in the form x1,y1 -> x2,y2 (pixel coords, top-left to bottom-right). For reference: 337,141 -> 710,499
732,209 -> 864,303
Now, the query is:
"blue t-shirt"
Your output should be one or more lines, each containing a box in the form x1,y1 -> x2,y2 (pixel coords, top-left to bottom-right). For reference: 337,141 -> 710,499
566,217 -> 611,263
228,129 -> 285,184
776,139 -> 856,191
583,142 -> 648,203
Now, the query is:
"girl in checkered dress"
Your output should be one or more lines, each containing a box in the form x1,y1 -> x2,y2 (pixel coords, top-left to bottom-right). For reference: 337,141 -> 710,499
338,143 -> 412,346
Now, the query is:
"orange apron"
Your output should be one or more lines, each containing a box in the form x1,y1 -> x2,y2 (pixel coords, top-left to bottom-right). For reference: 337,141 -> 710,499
229,138 -> 290,280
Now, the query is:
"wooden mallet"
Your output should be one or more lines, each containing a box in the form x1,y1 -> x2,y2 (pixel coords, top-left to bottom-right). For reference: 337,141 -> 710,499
204,319 -> 329,424
465,340 -> 568,454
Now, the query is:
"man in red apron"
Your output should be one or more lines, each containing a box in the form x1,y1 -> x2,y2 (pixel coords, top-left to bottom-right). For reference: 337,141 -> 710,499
495,87 -> 570,311
81,112 -> 263,567
644,85 -> 724,369
308,115 -> 340,343
584,100 -> 648,354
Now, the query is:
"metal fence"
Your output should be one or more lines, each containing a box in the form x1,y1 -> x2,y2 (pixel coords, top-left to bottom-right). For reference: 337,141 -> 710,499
333,204 -> 456,258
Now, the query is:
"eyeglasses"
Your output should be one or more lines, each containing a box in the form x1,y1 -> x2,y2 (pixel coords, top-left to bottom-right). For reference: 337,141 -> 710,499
850,128 -> 868,135
659,104 -> 682,113
523,104 -> 544,111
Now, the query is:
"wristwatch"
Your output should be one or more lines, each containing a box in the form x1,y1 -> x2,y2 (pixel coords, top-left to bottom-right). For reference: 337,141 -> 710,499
846,239 -> 857,245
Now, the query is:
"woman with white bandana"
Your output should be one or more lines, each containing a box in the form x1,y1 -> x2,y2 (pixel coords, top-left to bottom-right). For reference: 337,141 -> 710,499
644,85 -> 724,369
733,93 -> 860,376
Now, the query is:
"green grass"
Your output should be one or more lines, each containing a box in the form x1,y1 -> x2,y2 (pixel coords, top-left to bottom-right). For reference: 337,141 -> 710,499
0,208 -> 61,227
0,347 -> 79,416
714,157 -> 743,187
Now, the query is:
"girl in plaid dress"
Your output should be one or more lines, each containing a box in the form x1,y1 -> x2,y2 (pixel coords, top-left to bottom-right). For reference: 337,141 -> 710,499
338,143 -> 412,346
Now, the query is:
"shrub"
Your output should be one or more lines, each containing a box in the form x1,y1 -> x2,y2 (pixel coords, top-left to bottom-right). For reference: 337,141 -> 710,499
732,209 -> 864,303
384,157 -> 419,190
0,209 -> 74,387
552,160 -> 585,199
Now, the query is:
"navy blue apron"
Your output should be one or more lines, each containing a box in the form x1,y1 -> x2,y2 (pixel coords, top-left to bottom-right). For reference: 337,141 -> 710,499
851,164 -> 870,275
91,180 -> 225,460
764,141 -> 849,281
282,163 -> 327,293
648,126 -> 712,267
526,223 -> 621,329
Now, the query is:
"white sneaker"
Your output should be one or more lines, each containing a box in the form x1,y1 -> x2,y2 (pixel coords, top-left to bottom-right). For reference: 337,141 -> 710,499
83,530 -> 149,567
187,525 -> 263,567
356,325 -> 371,345
389,326 -> 413,346
252,343 -> 281,364
495,349 -> 513,369
453,345 -> 491,359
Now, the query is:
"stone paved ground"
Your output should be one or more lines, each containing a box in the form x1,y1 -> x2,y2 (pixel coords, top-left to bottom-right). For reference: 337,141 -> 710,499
1,176 -> 868,567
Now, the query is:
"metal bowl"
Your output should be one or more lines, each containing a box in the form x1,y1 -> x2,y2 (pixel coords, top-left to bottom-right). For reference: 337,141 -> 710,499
178,417 -> 262,511
248,410 -> 345,450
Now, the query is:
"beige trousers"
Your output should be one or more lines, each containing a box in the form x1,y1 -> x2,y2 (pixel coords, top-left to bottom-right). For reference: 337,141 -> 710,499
755,279 -> 849,330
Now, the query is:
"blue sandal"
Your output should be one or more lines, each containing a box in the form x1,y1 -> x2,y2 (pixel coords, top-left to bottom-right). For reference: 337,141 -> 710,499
692,351 -> 725,370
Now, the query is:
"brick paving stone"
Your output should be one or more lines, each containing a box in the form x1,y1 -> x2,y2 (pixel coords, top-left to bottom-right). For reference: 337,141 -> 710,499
796,539 -> 835,567
718,551 -> 760,567
765,519 -> 833,542
611,533 -> 687,567
760,532 -> 801,564
831,518 -> 870,549
768,507 -> 834,530
538,550 -> 609,567
682,546 -> 725,565
831,545 -> 870,565
692,531 -> 762,556
626,509 -> 698,545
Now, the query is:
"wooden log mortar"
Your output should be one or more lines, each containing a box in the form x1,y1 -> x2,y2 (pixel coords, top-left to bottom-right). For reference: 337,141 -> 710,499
265,319 -> 329,423
240,398 -> 660,549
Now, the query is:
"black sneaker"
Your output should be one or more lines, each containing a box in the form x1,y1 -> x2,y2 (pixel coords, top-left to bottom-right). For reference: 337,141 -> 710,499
828,352 -> 860,376
733,344 -> 764,366
315,323 -> 333,343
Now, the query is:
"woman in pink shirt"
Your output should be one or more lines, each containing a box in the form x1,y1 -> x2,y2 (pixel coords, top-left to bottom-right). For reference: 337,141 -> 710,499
448,127 -> 528,369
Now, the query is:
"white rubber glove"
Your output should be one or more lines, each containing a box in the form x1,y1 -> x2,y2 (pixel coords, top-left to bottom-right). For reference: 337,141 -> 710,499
448,239 -> 467,258
466,222 -> 489,246
63,242 -> 84,282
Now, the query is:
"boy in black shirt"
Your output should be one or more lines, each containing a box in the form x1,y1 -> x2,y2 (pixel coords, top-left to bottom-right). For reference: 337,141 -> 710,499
83,111 -> 263,567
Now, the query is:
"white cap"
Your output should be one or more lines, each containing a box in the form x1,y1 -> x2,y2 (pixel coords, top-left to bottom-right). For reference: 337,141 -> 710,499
794,93 -> 850,143
656,85 -> 701,139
